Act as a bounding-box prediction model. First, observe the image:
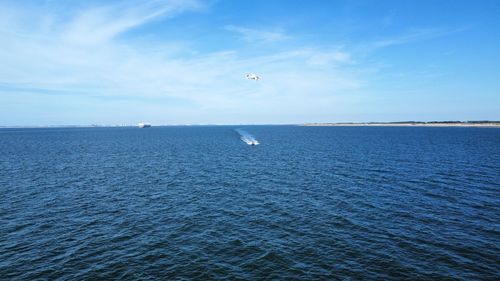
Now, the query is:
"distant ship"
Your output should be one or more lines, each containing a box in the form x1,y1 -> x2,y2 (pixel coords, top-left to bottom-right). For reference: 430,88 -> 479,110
138,123 -> 151,128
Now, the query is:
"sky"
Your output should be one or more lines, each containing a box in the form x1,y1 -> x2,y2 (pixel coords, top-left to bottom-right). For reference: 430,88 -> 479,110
0,0 -> 499,125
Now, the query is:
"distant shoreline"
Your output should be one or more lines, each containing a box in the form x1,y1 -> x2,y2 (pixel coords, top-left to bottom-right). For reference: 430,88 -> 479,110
1,122 -> 500,129
302,122 -> 500,128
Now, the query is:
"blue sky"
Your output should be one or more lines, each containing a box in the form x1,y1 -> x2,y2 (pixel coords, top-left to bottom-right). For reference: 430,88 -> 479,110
0,0 -> 499,125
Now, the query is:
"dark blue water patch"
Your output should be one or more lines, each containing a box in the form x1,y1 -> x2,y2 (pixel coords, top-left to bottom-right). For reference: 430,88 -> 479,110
0,126 -> 499,280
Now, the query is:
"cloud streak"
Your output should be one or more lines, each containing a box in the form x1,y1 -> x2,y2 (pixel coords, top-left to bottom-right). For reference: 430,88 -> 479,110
224,25 -> 290,43
64,0 -> 202,45
366,27 -> 469,51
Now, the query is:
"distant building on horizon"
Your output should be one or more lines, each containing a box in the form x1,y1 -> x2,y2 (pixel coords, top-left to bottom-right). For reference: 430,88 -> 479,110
138,123 -> 151,128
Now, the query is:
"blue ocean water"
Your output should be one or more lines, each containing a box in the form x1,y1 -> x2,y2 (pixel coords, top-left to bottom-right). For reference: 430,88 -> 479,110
0,126 -> 499,280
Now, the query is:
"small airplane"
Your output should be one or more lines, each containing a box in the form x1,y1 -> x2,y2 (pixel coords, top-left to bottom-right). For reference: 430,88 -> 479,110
245,73 -> 260,81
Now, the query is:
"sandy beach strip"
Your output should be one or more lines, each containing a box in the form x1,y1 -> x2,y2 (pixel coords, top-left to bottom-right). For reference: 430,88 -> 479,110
302,123 -> 500,128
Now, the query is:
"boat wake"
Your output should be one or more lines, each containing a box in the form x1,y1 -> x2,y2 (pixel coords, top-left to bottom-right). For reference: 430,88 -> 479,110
235,129 -> 259,146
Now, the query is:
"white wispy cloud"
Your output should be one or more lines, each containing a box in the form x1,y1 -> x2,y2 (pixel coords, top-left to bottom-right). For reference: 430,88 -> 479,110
224,25 -> 290,43
367,27 -> 468,50
306,50 -> 352,66
63,0 -> 202,45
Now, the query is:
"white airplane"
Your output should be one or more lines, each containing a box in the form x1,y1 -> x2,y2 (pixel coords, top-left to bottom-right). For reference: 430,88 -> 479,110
245,73 -> 260,81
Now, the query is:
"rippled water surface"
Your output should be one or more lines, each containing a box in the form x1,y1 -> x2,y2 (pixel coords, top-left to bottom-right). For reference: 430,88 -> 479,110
1,126 -> 499,280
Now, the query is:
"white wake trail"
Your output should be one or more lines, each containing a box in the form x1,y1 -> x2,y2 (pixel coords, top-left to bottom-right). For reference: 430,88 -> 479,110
235,129 -> 259,146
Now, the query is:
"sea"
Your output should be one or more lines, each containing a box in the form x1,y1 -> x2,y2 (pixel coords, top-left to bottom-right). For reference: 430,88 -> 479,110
0,126 -> 498,280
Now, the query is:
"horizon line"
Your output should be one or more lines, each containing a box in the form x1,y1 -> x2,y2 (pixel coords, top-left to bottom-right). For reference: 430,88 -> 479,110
1,120 -> 499,129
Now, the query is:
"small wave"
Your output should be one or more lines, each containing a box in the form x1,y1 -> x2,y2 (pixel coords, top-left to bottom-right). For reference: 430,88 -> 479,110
235,129 -> 259,146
